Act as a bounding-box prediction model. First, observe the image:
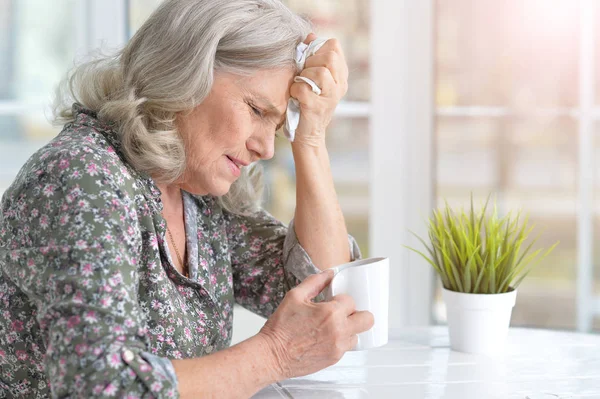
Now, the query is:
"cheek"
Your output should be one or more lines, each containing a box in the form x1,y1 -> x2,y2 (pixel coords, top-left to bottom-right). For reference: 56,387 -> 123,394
212,112 -> 254,149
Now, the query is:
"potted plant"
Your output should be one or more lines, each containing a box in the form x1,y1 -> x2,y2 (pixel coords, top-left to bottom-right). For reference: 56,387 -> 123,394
406,195 -> 558,355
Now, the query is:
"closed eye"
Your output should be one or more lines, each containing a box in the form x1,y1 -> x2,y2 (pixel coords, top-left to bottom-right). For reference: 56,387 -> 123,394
246,98 -> 284,135
249,104 -> 263,117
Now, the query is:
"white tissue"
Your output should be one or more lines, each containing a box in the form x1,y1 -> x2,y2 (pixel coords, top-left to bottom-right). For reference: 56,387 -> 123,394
284,37 -> 328,142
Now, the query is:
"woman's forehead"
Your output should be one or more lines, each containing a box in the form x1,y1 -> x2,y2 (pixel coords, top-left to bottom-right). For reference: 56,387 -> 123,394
217,69 -> 293,107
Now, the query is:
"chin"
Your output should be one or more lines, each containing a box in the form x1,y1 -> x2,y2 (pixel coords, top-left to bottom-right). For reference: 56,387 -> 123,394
208,185 -> 232,197
181,180 -> 232,197
205,179 -> 235,197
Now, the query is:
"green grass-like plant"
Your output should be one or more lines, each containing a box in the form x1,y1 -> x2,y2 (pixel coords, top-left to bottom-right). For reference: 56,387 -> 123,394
406,195 -> 559,294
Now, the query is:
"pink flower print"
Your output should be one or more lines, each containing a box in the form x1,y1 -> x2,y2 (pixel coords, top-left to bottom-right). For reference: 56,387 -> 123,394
250,268 -> 262,277
81,263 -> 93,277
75,344 -> 88,356
39,215 -> 49,229
100,296 -> 113,307
15,350 -> 28,361
93,385 -> 104,395
108,353 -> 122,369
200,336 -> 208,346
57,214 -> 71,226
184,327 -> 192,340
151,382 -> 163,392
124,319 -> 135,328
109,274 -> 122,286
103,383 -> 118,396
200,259 -> 208,270
87,163 -> 99,176
11,320 -> 23,332
210,274 -> 217,285
157,334 -> 164,342
260,294 -> 270,305
67,316 -> 80,329
59,159 -> 70,170
42,184 -> 55,197
140,363 -> 151,373
74,239 -> 87,250
266,243 -> 277,251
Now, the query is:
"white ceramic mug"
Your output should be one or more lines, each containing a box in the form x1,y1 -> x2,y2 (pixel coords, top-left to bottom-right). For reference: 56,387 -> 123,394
323,257 -> 389,351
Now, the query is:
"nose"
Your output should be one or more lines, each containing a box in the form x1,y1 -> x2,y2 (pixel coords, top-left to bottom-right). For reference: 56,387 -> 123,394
246,129 -> 275,160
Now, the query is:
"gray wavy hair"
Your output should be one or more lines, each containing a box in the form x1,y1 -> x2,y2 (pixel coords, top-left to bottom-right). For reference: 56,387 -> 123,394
53,0 -> 311,214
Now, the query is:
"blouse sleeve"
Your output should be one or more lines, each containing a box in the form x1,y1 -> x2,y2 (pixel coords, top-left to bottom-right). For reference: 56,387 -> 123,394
225,208 -> 361,318
0,151 -> 179,397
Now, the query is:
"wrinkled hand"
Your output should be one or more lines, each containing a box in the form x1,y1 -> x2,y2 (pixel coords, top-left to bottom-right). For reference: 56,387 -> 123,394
291,33 -> 349,148
258,270 -> 374,380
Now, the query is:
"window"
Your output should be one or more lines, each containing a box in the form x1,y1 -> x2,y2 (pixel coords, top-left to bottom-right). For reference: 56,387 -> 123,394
434,0 -> 598,331
0,0 -> 79,195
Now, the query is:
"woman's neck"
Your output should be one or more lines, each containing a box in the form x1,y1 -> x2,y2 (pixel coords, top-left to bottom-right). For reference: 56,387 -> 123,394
157,183 -> 184,218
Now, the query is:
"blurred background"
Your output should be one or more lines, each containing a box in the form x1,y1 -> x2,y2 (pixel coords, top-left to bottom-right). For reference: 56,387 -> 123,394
0,0 -> 599,340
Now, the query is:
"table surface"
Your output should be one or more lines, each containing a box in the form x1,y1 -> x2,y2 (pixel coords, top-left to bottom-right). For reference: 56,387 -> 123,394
253,326 -> 600,399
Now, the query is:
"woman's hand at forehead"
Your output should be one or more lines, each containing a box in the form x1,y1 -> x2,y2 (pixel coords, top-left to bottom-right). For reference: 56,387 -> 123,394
290,33 -> 349,148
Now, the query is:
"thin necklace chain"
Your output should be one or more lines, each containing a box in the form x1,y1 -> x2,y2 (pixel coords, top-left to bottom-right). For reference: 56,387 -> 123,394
166,225 -> 188,278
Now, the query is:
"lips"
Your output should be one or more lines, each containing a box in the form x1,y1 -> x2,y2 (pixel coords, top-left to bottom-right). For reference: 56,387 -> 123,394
226,156 -> 246,169
225,156 -> 242,177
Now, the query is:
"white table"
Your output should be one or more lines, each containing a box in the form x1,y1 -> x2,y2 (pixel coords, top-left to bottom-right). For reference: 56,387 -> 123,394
254,326 -> 600,399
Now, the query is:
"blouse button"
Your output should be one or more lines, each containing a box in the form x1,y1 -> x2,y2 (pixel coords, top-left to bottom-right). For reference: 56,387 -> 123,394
121,348 -> 135,363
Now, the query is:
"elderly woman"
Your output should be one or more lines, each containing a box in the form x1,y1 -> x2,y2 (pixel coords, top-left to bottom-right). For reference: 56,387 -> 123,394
0,0 -> 374,398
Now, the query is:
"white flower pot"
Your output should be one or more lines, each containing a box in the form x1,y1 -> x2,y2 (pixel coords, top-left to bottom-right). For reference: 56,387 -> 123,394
442,287 -> 517,356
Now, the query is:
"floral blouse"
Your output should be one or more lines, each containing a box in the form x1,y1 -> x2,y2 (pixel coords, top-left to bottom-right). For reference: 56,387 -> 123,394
0,105 -> 360,398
